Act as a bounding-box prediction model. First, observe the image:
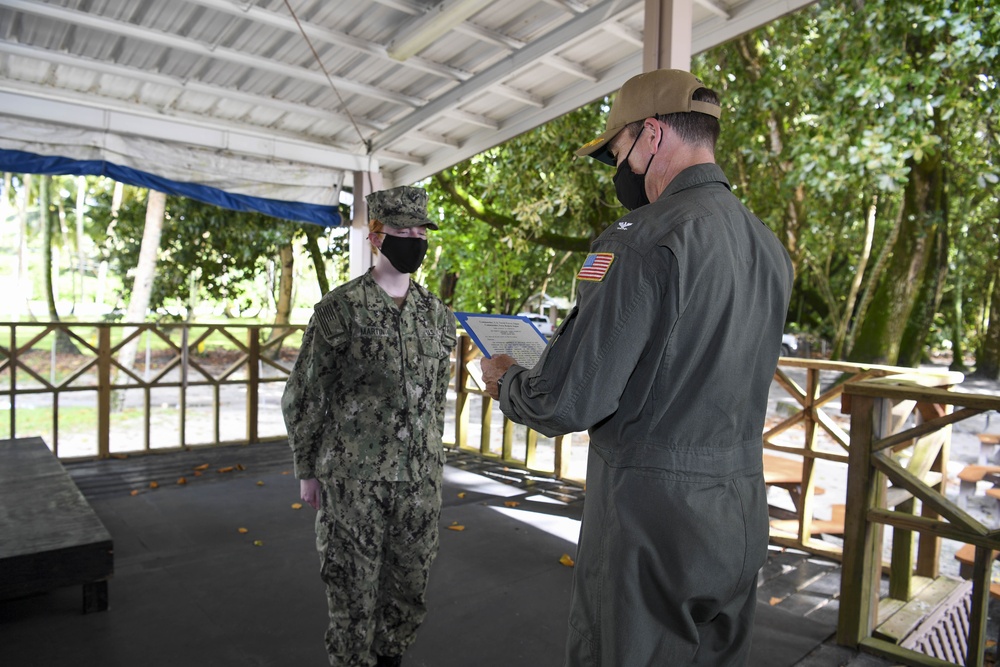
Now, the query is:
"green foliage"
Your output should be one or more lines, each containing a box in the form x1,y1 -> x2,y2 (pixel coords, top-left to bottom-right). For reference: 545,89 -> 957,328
90,188 -> 305,319
423,99 -> 620,314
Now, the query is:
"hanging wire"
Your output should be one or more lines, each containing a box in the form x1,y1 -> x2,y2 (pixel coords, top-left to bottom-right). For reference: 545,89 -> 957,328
282,1 -> 380,198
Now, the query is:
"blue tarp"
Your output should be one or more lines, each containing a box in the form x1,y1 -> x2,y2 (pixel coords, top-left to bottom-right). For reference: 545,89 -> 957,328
0,149 -> 341,227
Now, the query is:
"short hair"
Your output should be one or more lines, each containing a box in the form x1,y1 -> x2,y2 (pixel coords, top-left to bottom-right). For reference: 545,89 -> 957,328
368,218 -> 383,254
624,87 -> 720,151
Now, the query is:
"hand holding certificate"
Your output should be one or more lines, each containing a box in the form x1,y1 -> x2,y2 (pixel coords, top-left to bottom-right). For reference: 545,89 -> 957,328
454,312 -> 549,368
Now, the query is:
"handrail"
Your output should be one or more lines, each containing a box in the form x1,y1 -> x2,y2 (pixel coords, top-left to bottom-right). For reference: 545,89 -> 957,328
764,357 -> 962,559
838,379 -> 1000,667
0,322 -> 299,458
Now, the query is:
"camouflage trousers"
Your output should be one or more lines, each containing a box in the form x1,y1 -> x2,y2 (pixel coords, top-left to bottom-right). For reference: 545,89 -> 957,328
316,470 -> 442,667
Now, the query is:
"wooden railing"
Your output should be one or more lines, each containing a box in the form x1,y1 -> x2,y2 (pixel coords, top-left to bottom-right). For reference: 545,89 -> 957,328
451,333 -> 580,481
837,379 -> 1000,667
764,358 -> 964,559
0,322 -> 301,459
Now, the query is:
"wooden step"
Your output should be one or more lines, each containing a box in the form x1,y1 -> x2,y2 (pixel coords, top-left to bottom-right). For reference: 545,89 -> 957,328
873,576 -> 964,644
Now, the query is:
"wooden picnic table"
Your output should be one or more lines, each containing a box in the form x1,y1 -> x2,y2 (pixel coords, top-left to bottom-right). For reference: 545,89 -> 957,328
0,437 -> 113,612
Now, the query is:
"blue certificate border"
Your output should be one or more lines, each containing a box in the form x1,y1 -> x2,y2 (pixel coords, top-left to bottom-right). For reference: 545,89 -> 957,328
453,312 -> 548,359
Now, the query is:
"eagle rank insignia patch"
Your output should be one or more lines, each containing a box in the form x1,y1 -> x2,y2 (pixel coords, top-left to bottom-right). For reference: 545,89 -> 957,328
576,252 -> 614,282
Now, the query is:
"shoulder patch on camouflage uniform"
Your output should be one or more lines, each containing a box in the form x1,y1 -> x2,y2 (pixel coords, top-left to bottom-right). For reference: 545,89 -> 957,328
313,301 -> 349,348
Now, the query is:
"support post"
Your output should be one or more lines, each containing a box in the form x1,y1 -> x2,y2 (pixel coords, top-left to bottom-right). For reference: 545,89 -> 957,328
643,0 -> 692,72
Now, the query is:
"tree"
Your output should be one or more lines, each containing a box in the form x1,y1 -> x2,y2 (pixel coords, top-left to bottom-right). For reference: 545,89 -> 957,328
424,99 -> 619,315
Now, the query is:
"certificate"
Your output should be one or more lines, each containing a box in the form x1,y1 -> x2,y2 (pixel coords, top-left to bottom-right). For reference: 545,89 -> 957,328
454,312 -> 550,368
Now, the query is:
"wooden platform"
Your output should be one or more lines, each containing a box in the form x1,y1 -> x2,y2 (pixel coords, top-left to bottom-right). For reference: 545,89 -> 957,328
0,437 -> 113,612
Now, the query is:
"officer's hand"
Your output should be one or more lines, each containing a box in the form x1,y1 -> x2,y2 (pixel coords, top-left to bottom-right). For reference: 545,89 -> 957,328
480,354 -> 516,400
300,478 -> 321,510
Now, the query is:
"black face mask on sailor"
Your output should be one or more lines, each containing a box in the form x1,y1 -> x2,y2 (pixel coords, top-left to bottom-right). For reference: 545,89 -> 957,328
613,126 -> 659,211
379,233 -> 428,274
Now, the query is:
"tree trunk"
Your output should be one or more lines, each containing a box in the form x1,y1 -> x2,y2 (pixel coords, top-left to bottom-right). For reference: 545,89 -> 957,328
832,195 -> 878,359
304,230 -> 329,296
849,152 -> 945,366
116,189 -> 166,375
40,175 -> 79,355
266,243 -> 294,360
976,266 -> 1000,379
898,217 -> 949,367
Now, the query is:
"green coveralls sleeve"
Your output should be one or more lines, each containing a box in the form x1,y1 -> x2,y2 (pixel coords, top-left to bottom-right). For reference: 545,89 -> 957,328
500,241 -> 675,437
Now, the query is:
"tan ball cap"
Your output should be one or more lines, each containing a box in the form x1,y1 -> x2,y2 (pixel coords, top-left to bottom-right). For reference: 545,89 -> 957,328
575,69 -> 721,165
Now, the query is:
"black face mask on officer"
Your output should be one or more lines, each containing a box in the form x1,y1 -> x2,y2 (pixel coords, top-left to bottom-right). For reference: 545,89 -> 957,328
379,233 -> 428,274
613,126 -> 659,211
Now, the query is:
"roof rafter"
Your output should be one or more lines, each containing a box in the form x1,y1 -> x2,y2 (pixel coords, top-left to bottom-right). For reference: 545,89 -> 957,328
1,0 -> 426,108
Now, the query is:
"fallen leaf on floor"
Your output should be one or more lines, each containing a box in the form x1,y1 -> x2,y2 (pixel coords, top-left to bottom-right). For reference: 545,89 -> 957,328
281,471 -> 290,475
194,471 -> 203,477
256,480 -> 265,486
236,463 -> 245,471
253,540 -> 263,546
238,527 -> 249,534
291,503 -> 303,510
769,597 -> 782,606
129,489 -> 139,496
218,466 -> 234,473
504,501 -> 520,507
987,640 -> 997,648
559,554 -> 575,567
457,492 -> 466,499
194,463 -> 210,471
447,523 -> 465,531
149,481 -> 159,489
176,477 -> 187,485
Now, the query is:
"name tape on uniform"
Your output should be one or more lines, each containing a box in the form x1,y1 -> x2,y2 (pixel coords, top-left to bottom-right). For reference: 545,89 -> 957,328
577,252 -> 614,282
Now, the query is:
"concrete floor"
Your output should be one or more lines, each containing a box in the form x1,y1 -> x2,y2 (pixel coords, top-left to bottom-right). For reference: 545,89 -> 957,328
1,442 -> 893,667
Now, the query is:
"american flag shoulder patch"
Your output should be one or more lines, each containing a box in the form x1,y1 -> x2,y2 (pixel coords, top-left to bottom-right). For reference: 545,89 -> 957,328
577,252 -> 614,282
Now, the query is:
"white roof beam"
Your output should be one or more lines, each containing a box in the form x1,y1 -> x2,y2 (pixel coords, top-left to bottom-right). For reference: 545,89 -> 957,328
0,88 -> 374,172
442,109 -> 499,130
602,20 -> 644,47
493,84 -> 544,108
412,131 -> 462,149
0,41 -> 389,132
186,0 -> 472,82
544,55 -> 599,82
370,0 -> 642,152
453,22 -> 527,50
694,0 -> 730,20
0,0 -> 425,108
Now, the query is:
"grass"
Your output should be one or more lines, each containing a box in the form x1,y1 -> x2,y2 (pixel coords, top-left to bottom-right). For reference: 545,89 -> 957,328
0,404 -> 147,440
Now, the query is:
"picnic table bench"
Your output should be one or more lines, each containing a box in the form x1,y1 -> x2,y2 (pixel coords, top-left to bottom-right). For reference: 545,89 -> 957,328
0,437 -> 113,612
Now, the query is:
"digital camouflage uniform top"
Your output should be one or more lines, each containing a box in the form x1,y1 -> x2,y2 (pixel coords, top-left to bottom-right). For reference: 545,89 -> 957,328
283,269 -> 456,483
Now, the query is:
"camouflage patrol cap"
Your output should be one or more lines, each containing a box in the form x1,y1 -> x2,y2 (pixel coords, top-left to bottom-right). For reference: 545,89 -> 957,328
365,185 -> 438,230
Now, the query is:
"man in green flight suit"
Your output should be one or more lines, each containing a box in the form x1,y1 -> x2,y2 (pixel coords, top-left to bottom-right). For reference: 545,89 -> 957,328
282,185 -> 456,667
481,69 -> 794,666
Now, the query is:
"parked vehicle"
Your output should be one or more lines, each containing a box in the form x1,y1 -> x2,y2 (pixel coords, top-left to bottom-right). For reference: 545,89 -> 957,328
781,332 -> 798,357
518,312 -> 554,336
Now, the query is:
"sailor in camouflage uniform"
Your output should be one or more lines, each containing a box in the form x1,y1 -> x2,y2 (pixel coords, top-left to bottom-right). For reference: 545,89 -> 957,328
281,185 -> 456,667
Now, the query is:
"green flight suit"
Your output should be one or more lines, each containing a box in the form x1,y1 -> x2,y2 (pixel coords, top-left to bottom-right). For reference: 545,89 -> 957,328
499,164 -> 794,666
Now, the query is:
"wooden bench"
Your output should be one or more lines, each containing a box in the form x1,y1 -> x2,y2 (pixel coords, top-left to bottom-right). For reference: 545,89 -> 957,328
953,543 -> 1000,599
978,433 -> 1000,464
0,437 -> 113,612
955,463 -> 1000,508
763,453 -> 824,513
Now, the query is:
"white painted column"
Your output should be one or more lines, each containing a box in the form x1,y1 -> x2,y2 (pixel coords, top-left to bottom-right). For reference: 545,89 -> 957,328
643,0 -> 693,72
349,170 -> 383,279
